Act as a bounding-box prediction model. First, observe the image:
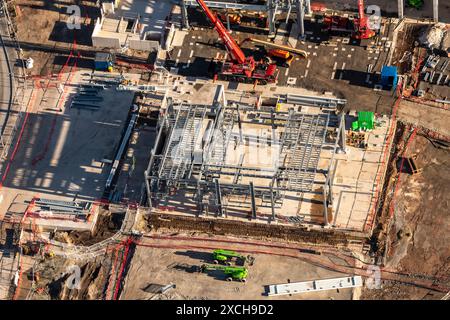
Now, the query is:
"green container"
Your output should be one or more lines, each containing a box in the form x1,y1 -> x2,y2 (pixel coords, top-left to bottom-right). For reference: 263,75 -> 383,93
358,111 -> 375,130
352,121 -> 359,131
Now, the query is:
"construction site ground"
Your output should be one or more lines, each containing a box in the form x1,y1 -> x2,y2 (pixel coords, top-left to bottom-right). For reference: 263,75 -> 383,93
120,242 -> 354,300
1,0 -> 449,301
362,131 -> 450,299
0,70 -> 137,221
170,8 -> 399,113
14,1 -> 101,76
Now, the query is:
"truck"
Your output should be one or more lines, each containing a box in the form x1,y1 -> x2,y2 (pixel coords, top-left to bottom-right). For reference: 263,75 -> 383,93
212,249 -> 247,265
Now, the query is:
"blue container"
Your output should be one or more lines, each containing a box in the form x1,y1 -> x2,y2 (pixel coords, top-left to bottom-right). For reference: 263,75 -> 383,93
380,65 -> 398,90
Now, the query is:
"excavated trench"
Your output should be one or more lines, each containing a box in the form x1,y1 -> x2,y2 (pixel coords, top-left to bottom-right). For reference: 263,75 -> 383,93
146,213 -> 368,246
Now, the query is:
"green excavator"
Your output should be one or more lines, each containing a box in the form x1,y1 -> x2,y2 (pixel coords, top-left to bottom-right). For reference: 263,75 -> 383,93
212,249 -> 248,265
201,264 -> 248,282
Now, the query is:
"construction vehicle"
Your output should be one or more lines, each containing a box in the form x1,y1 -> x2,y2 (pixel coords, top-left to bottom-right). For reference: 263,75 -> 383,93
240,37 -> 308,67
323,0 -> 375,40
195,0 -> 278,84
218,11 -> 243,25
201,264 -> 248,282
267,49 -> 295,67
406,0 -> 424,9
353,0 -> 376,39
212,249 -> 247,265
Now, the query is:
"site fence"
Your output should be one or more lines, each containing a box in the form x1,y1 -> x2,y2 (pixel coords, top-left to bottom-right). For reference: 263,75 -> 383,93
0,0 -> 28,164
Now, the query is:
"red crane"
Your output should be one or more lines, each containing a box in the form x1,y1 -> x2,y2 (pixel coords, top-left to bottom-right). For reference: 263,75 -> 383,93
195,0 -> 278,84
354,0 -> 376,39
322,0 -> 376,40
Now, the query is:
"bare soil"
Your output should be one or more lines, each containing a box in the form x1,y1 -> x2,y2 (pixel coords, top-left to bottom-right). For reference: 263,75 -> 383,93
363,132 -> 450,299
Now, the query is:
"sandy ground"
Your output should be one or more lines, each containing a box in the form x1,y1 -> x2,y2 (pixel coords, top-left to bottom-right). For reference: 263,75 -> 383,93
362,134 -> 450,299
15,0 -> 100,76
120,246 -> 355,300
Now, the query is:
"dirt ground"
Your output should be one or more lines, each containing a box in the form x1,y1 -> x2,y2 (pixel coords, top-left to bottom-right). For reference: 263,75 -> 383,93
362,133 -> 450,299
14,0 -> 100,75
120,246 -> 355,300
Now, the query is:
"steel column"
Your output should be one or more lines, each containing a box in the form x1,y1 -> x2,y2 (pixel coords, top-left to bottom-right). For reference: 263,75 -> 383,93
215,178 -> 224,216
338,114 -> 346,152
397,0 -> 404,19
296,0 -> 305,37
181,0 -> 190,29
305,0 -> 311,15
249,182 -> 257,219
268,0 -> 276,38
433,0 -> 439,22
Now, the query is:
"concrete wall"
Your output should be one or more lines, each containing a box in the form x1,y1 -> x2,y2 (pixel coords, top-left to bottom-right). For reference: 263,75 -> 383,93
129,39 -> 159,51
92,36 -> 121,49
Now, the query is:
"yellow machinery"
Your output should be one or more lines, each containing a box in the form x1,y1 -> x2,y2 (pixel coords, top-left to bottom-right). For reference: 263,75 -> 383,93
241,38 -> 308,58
240,38 -> 307,67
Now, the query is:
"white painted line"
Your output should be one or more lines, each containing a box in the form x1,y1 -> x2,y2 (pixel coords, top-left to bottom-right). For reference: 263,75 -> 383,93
342,62 -> 346,70
348,54 -> 352,58
304,70 -> 309,78
186,60 -> 191,68
189,42 -> 194,46
331,71 -> 335,79
189,50 -> 194,58
306,60 -> 311,68
333,62 -> 338,70
175,58 -> 179,65
285,68 -> 289,76
333,53 -> 337,57
177,50 -> 181,58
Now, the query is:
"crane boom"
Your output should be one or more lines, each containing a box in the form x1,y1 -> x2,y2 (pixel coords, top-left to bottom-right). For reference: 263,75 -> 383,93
355,0 -> 375,39
195,0 -> 246,64
358,0 -> 366,20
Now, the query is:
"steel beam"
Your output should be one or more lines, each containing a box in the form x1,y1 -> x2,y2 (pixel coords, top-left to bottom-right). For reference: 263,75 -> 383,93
338,114 -> 346,152
249,181 -> 257,219
184,0 -> 266,11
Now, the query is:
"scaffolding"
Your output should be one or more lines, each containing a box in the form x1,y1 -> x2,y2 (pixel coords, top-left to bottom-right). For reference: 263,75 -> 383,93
145,88 -> 344,225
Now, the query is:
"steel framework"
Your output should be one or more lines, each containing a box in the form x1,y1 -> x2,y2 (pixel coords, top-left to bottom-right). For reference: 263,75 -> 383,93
145,90 -> 344,224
